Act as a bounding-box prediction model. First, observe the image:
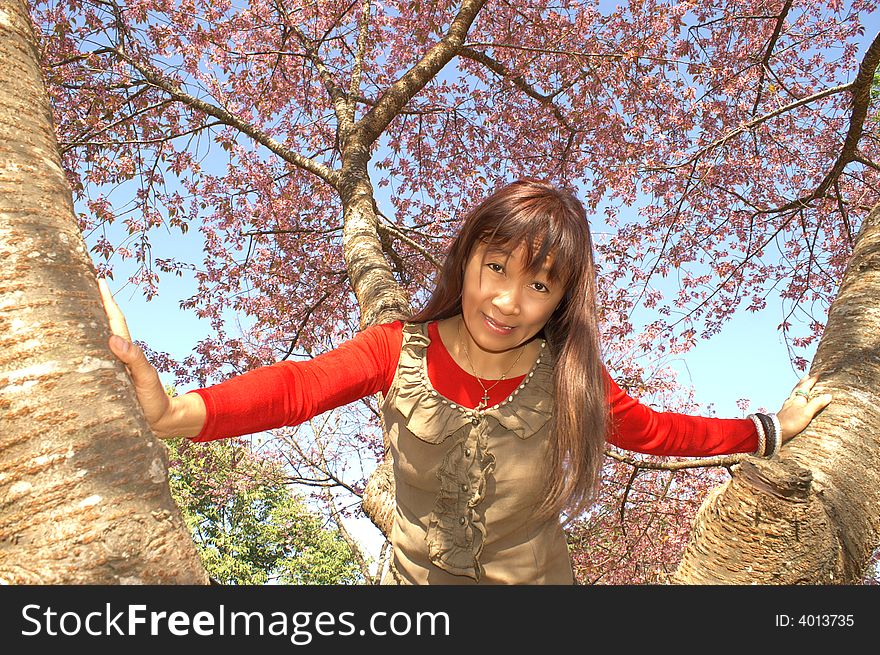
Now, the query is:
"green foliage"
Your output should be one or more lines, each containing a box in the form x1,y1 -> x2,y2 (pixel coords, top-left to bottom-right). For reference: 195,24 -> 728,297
165,437 -> 362,585
872,69 -> 880,116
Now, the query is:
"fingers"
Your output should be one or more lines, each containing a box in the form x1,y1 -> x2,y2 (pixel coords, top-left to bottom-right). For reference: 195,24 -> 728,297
97,278 -> 131,341
810,391 -> 834,409
108,333 -> 134,362
788,373 -> 833,411
790,373 -> 817,395
97,278 -> 171,428
108,334 -> 150,375
109,337 -> 171,427
108,334 -> 163,392
789,374 -> 819,400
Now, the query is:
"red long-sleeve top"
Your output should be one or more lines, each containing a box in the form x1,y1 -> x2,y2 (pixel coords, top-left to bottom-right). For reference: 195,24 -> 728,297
187,320 -> 759,456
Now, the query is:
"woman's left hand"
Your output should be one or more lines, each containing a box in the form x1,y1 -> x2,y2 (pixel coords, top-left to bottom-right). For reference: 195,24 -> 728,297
775,374 -> 833,444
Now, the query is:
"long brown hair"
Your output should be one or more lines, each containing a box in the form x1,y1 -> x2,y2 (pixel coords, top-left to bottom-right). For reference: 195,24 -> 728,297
408,177 -> 608,524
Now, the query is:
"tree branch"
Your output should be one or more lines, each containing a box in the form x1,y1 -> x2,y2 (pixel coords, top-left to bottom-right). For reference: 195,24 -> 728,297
376,220 -> 443,269
646,82 -> 854,173
853,152 -> 880,172
347,0 -> 372,127
322,488 -> 376,583
113,47 -> 340,187
606,448 -> 750,471
458,45 -> 577,134
63,120 -> 221,151
756,29 -> 880,215
356,0 -> 487,145
280,290 -> 334,360
751,0 -> 793,118
60,97 -> 172,154
288,19 -> 354,142
464,41 -> 707,69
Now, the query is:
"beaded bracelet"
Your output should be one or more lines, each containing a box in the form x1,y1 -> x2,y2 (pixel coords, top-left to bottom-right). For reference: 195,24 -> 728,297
752,412 -> 783,458
747,413 -> 766,457
754,413 -> 776,457
767,412 -> 782,458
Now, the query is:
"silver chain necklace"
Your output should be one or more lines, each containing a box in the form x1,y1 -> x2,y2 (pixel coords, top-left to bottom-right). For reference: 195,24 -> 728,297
458,317 -> 527,411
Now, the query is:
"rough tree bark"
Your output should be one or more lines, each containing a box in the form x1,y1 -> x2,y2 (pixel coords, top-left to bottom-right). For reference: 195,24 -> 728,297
0,0 -> 208,584
673,203 -> 880,584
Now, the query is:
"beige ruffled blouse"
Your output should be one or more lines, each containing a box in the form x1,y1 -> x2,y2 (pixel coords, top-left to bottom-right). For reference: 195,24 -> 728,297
380,322 -> 573,584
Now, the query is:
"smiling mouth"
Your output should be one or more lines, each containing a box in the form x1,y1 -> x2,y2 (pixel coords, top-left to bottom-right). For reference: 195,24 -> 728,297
484,314 -> 515,331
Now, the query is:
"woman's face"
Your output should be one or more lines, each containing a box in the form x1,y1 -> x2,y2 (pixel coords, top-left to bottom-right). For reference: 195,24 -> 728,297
460,240 -> 567,354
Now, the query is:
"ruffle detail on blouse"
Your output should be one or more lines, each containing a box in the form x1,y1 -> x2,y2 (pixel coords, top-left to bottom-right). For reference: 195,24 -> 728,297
392,324 -> 472,444
394,322 -> 556,443
488,365 -> 555,439
392,321 -> 556,581
425,423 -> 496,579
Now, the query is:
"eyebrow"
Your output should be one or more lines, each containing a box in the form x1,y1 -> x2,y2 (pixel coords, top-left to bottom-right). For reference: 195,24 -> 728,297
484,248 -> 554,276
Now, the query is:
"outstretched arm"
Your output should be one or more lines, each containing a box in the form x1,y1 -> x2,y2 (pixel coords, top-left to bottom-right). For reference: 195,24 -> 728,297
604,367 -> 832,458
187,320 -> 402,442
99,277 -> 402,441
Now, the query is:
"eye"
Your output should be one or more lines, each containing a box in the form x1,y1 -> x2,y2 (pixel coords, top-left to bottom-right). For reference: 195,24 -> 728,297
532,282 -> 550,293
487,262 -> 504,273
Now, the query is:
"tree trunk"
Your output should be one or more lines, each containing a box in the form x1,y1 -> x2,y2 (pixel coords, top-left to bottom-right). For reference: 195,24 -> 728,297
0,0 -> 208,584
673,203 -> 880,584
338,161 -> 411,539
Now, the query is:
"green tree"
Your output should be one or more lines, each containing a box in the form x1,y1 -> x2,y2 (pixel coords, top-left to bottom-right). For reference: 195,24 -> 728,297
165,436 -> 362,585
873,69 -> 880,108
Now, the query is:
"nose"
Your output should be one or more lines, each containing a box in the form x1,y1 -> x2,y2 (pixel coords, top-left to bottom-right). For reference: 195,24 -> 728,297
492,284 -> 521,316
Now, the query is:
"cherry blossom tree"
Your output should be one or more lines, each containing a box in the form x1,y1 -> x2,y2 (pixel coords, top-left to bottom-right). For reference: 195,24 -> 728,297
9,0 -> 880,582
0,0 -> 207,584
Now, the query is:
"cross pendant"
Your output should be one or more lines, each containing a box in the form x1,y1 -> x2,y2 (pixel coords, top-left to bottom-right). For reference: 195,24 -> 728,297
476,390 -> 490,411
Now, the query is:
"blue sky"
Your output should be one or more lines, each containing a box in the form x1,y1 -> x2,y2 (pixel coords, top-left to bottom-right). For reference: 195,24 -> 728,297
85,1 -> 851,422
82,0 -> 868,422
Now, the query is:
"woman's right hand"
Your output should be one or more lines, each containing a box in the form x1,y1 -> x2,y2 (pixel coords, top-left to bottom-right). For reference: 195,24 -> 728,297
98,278 -> 176,435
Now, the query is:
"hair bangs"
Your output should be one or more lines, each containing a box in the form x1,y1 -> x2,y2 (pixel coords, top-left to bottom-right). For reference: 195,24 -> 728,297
478,203 -> 586,292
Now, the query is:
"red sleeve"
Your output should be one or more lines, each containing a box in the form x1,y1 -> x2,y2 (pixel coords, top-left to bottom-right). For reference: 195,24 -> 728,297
604,367 -> 760,457
186,320 -> 404,442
